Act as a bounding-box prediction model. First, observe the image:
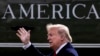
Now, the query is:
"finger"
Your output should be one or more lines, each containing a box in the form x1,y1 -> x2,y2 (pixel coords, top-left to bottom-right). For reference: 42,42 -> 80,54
17,29 -> 24,35
21,27 -> 28,34
28,30 -> 31,33
19,28 -> 26,34
16,33 -> 21,38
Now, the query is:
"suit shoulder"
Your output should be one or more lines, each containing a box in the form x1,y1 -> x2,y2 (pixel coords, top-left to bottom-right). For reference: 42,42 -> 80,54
66,48 -> 79,56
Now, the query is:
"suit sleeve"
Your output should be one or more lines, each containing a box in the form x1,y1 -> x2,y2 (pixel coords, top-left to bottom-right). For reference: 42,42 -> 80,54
24,44 -> 45,56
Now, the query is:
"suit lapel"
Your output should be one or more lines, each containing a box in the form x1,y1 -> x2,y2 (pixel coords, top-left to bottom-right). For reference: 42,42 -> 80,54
48,43 -> 73,56
56,42 -> 73,56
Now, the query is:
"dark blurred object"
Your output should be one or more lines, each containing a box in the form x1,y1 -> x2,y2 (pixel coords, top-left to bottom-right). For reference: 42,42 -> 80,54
11,26 -> 34,31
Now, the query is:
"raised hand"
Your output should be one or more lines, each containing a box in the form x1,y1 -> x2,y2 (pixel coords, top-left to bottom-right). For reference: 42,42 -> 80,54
16,27 -> 31,45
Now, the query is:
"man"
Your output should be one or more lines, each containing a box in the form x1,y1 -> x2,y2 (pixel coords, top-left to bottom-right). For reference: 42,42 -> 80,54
16,24 -> 79,56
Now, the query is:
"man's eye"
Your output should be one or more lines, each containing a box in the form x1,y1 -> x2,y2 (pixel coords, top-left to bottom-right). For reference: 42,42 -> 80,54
49,34 -> 53,36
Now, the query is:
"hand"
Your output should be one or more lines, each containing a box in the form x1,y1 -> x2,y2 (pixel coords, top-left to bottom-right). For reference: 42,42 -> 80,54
16,27 -> 31,45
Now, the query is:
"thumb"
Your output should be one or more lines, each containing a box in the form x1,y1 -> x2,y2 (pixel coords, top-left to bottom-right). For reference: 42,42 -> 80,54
28,30 -> 31,33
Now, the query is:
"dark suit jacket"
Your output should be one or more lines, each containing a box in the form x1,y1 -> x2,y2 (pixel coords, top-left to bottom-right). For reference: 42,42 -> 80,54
24,42 -> 78,56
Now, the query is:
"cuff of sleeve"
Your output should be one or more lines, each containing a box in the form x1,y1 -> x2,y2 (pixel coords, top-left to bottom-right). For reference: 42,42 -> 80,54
22,42 -> 31,50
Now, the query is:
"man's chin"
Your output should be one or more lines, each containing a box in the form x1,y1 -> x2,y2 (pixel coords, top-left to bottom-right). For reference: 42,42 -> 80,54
49,44 -> 53,48
49,43 -> 54,48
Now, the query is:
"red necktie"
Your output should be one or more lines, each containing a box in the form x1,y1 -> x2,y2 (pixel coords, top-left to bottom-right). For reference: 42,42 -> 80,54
53,52 -> 56,56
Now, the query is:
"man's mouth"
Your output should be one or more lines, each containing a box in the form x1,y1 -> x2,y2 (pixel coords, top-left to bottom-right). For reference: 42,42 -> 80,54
49,41 -> 52,44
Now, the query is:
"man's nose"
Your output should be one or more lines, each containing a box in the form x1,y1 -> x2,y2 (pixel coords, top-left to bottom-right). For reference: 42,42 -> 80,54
47,36 -> 50,40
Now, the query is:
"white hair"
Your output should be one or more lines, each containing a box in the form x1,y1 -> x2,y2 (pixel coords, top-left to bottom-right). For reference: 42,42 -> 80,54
46,24 -> 72,42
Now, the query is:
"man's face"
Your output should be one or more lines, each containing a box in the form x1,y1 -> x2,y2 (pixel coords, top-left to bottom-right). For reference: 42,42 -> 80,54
47,28 -> 63,49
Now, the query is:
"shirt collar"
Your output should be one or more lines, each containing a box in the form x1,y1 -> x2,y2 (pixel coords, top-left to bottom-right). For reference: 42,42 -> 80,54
56,42 -> 67,54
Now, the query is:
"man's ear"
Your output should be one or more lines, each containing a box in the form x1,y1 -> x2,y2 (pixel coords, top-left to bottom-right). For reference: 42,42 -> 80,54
60,34 -> 66,41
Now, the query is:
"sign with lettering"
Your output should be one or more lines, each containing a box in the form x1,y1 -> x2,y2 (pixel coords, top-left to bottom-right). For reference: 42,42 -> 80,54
0,0 -> 100,43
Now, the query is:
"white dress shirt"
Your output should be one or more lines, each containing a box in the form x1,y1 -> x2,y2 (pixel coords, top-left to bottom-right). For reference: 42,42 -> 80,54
23,42 -> 31,50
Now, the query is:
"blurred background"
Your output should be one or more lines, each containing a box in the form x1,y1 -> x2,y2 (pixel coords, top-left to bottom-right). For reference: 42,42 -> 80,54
0,0 -> 100,56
